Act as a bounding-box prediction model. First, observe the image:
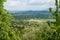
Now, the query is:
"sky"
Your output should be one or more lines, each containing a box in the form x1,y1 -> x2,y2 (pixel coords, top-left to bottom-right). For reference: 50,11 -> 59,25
4,0 -> 55,11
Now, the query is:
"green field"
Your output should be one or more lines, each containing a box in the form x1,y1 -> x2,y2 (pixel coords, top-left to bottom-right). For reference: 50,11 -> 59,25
11,19 -> 57,40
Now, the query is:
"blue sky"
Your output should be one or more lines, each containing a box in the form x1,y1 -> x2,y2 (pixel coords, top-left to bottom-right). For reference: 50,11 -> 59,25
4,0 -> 55,11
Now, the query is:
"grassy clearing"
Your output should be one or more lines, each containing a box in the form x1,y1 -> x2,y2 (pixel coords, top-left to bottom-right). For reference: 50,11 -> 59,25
27,19 -> 56,23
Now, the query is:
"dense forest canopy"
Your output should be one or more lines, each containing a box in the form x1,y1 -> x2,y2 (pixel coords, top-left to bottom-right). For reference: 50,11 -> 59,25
0,0 -> 21,40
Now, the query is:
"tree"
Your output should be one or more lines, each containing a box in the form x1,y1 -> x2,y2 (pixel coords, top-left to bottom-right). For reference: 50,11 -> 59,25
48,0 -> 60,26
47,0 -> 60,40
0,0 -> 21,40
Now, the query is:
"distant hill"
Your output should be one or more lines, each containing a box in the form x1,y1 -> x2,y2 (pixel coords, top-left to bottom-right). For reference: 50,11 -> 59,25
10,11 -> 52,19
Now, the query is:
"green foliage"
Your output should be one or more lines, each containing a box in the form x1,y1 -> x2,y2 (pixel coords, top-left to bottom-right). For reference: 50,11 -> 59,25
49,0 -> 60,26
46,0 -> 60,40
0,0 -> 21,40
0,0 -> 60,40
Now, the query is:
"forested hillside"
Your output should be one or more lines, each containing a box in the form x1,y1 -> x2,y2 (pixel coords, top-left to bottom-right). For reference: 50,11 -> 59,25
11,11 -> 51,19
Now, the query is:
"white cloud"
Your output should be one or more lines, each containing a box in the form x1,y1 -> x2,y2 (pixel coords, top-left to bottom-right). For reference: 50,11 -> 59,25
4,1 -> 28,10
5,1 -> 26,6
28,0 -> 55,4
4,0 -> 55,11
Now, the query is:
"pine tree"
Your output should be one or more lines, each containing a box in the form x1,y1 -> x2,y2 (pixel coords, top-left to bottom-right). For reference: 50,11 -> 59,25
47,0 -> 60,39
48,0 -> 60,26
0,0 -> 21,40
